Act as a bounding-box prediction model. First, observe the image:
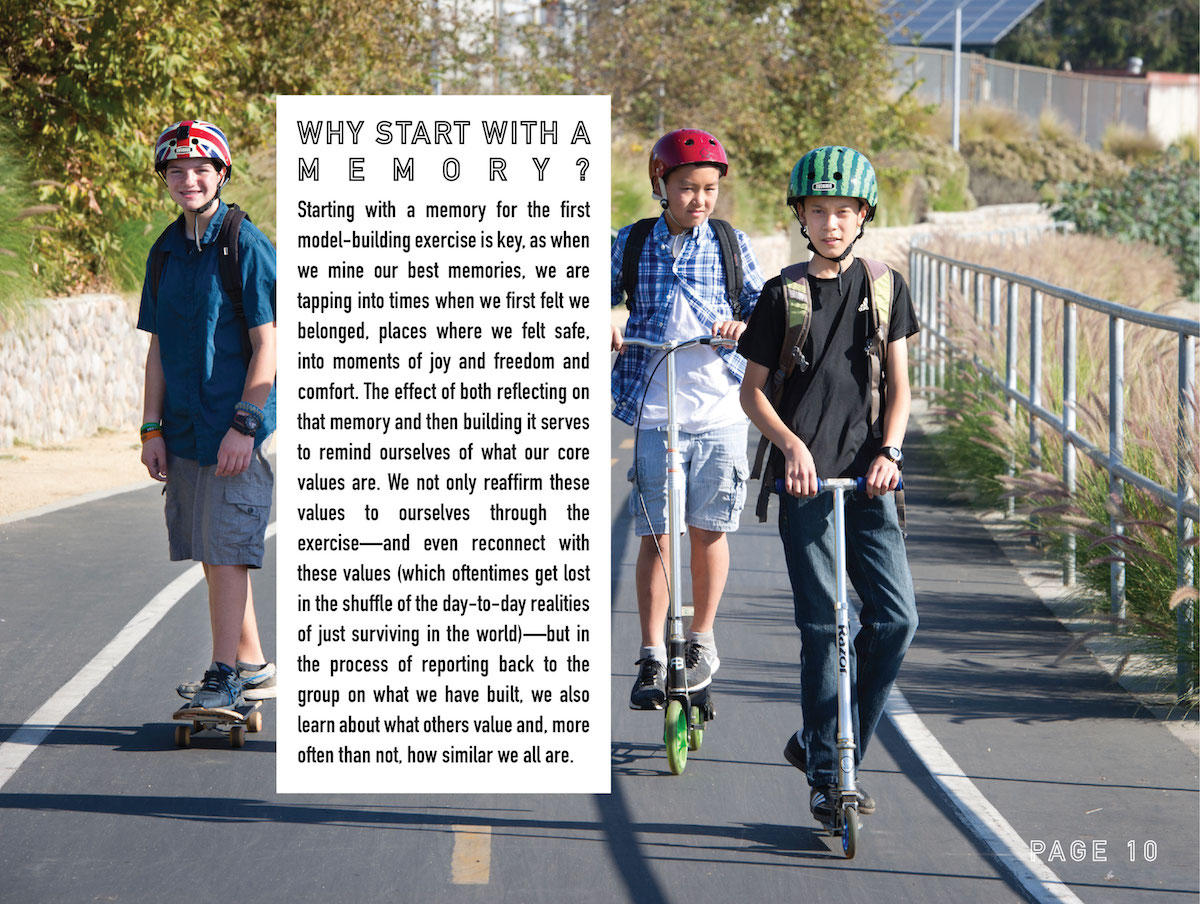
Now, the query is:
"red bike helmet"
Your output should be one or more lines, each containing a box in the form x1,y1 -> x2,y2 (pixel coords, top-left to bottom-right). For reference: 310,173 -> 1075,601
649,129 -> 728,202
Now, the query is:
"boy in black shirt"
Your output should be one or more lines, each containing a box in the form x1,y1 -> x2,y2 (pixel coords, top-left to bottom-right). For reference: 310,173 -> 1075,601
738,146 -> 918,824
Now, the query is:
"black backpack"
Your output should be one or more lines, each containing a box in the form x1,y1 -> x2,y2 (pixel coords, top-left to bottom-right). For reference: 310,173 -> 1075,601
148,204 -> 251,362
620,216 -> 744,319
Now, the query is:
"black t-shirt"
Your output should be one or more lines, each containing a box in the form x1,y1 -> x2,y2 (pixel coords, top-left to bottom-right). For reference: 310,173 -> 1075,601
738,257 -> 919,478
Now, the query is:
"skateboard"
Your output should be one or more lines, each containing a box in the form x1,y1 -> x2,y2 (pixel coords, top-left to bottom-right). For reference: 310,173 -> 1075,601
172,700 -> 263,748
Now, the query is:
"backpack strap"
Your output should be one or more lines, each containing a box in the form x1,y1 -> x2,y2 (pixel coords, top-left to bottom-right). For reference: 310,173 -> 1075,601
621,217 -> 659,312
707,218 -> 743,320
752,261 -> 812,521
622,217 -> 744,320
860,257 -> 893,440
217,204 -> 252,366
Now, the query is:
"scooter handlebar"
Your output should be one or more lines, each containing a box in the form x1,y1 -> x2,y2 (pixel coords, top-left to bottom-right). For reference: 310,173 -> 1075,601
773,476 -> 904,494
619,335 -> 739,352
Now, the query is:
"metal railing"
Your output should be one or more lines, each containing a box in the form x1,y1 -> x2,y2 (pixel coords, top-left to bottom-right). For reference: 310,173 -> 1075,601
908,237 -> 1198,694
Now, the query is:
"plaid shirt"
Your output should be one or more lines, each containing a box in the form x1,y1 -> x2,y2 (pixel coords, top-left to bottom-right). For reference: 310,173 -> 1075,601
611,215 -> 764,425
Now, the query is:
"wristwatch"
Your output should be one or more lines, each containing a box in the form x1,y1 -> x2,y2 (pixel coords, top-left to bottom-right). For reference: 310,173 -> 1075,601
881,446 -> 904,470
231,411 -> 261,436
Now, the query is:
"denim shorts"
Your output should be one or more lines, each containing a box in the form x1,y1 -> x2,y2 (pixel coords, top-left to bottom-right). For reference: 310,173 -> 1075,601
627,422 -> 749,536
164,448 -> 274,568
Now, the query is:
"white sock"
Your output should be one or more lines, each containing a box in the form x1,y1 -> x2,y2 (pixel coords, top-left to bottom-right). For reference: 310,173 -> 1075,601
640,645 -> 667,665
687,630 -> 715,651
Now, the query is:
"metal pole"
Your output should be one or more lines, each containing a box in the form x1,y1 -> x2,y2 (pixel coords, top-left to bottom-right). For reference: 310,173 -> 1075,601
952,6 -> 962,152
1177,334 -> 1197,697
1029,289 -> 1042,470
1109,316 -> 1126,621
1006,280 -> 1019,518
1063,299 -> 1077,586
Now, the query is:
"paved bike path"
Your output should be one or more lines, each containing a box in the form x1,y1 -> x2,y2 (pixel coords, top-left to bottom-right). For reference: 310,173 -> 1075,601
0,418 -> 1196,902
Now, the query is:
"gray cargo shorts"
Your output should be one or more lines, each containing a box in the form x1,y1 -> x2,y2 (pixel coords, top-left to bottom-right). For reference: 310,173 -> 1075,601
164,448 -> 274,568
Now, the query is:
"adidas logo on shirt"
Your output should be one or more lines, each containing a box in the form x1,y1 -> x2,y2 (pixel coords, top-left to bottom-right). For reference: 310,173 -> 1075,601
857,298 -> 869,312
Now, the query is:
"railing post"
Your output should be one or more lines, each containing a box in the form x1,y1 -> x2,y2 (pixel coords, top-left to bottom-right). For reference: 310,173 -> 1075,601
974,270 -> 984,325
1177,334 -> 1197,698
1005,280 -> 1019,518
937,262 -> 948,389
921,254 -> 931,395
1109,316 -> 1126,622
1029,289 -> 1043,470
1063,298 -> 1077,586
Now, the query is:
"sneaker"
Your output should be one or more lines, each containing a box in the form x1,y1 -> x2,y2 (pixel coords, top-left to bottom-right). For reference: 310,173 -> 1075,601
855,785 -> 876,815
784,733 -> 807,772
178,661 -> 276,701
810,785 -> 835,824
182,663 -> 244,711
684,641 -> 719,691
629,657 -> 666,710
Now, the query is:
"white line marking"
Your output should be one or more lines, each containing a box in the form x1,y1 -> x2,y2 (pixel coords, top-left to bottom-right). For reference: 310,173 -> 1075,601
0,524 -> 277,792
886,688 -> 1085,904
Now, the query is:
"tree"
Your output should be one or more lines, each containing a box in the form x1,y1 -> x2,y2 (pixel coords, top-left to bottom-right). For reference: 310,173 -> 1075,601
996,0 -> 1199,73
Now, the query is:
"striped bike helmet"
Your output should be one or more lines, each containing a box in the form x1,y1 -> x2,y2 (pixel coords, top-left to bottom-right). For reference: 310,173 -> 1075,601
154,120 -> 232,186
787,146 -> 878,222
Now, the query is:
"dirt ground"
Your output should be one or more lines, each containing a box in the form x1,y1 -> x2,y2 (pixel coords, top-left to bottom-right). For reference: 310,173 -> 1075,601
0,428 -> 151,519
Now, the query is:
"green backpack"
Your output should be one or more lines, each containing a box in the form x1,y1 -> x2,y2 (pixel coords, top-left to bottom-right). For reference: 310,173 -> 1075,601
750,258 -> 894,522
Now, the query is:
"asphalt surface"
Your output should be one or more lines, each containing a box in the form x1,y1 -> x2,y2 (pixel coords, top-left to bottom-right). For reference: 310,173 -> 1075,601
0,419 -> 1197,903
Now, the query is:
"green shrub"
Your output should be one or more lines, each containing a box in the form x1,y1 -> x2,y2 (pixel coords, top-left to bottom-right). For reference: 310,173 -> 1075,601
1102,124 -> 1164,164
1050,148 -> 1200,300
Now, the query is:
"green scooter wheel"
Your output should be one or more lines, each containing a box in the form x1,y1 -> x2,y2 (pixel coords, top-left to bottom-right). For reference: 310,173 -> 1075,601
687,705 -> 704,751
664,700 -> 688,774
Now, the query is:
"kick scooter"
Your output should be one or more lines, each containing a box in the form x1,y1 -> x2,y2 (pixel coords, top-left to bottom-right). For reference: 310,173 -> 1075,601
621,334 -> 737,775
775,474 -> 902,858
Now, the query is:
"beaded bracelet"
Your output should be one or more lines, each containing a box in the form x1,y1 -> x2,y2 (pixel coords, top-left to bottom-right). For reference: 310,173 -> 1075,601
234,401 -> 265,421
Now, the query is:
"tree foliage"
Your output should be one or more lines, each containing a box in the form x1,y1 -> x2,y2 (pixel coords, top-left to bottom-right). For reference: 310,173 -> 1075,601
996,0 -> 1199,73
0,0 -> 435,292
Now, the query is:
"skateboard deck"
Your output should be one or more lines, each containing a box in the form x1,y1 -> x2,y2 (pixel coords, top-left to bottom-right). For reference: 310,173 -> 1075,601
172,700 -> 263,748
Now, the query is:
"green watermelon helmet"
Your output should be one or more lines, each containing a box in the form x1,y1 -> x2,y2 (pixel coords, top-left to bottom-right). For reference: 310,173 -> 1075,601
787,146 -> 878,223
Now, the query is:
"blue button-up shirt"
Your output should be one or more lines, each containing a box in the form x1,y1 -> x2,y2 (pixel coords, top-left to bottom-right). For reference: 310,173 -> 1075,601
137,201 -> 277,465
611,215 -> 764,425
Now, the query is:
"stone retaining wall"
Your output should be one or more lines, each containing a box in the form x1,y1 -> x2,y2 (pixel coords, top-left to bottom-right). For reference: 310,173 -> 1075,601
0,294 -> 147,448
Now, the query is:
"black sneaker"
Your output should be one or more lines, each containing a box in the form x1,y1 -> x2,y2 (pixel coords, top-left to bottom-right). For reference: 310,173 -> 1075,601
856,785 -> 876,815
810,785 -> 835,824
182,662 -> 244,711
784,733 -> 807,771
629,657 -> 666,710
684,641 -> 719,691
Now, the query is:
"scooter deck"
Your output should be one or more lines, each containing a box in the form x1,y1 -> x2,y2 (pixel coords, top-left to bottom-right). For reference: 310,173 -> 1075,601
172,701 -> 263,748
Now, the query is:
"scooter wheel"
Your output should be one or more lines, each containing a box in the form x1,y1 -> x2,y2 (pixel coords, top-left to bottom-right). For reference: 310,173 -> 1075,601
664,700 -> 688,775
841,804 -> 859,859
687,705 -> 704,751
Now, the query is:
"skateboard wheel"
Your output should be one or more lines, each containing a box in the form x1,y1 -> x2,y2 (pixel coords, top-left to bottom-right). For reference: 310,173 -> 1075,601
247,710 -> 263,733
664,700 -> 688,775
230,724 -> 246,748
175,724 -> 191,748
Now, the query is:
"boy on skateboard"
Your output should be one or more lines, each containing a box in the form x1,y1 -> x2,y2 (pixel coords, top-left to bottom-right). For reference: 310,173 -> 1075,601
737,146 -> 919,823
611,129 -> 764,709
137,120 -> 277,712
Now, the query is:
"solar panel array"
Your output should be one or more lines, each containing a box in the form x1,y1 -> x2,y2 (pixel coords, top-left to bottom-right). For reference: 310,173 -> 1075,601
881,0 -> 1044,48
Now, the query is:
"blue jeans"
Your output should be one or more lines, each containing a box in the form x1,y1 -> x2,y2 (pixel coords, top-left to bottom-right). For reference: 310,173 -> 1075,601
778,489 -> 918,787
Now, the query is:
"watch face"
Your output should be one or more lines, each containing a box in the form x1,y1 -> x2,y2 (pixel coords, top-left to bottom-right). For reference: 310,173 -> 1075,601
244,415 -> 261,432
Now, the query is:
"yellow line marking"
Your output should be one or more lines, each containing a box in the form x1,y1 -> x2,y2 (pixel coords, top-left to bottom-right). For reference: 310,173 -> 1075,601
619,438 -> 634,449
450,825 -> 491,885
